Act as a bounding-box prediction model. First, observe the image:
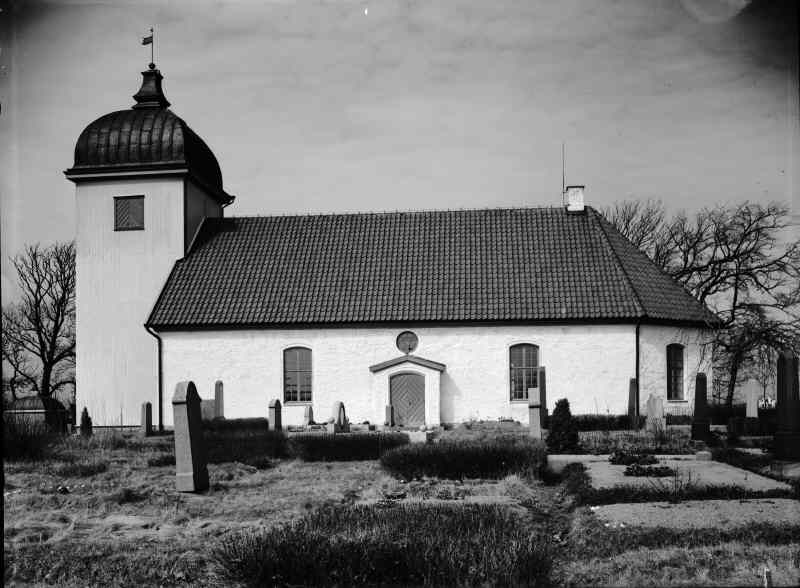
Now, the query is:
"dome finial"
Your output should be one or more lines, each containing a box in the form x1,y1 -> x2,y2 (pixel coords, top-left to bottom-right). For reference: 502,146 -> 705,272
132,66 -> 170,109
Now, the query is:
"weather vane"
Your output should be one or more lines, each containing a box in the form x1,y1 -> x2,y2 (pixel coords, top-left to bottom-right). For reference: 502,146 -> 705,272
142,27 -> 155,69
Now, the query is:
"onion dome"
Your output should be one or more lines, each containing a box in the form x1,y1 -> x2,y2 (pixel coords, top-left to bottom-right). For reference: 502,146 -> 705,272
65,64 -> 232,204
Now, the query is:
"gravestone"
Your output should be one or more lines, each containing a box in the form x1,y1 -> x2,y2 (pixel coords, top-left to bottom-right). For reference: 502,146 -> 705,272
691,373 -> 710,441
140,401 -> 152,437
528,367 -> 546,439
172,381 -> 209,492
268,399 -> 282,431
645,393 -> 666,433
385,404 -> 395,427
627,378 -> 638,425
774,352 -> 800,460
326,401 -> 349,433
744,380 -> 760,419
214,381 -> 224,419
303,405 -> 314,426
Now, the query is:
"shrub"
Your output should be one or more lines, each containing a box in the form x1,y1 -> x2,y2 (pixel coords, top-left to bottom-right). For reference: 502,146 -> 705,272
203,419 -> 288,466
570,414 -> 644,431
53,459 -> 108,477
3,418 -> 57,461
569,511 -> 800,560
579,428 -> 693,455
623,464 -> 675,477
212,503 -> 552,587
146,453 -> 175,467
79,407 -> 93,437
707,402 -> 745,425
381,437 -> 546,480
608,450 -> 658,466
288,432 -> 409,461
546,398 -> 580,453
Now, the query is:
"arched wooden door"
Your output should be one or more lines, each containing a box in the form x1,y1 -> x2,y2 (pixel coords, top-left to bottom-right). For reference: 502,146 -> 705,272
390,372 -> 425,427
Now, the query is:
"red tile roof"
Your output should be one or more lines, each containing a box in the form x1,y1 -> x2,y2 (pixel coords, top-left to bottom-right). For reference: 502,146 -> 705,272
146,206 -> 716,329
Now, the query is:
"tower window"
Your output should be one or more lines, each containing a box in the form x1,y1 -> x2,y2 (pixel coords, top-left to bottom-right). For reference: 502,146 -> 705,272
114,195 -> 145,231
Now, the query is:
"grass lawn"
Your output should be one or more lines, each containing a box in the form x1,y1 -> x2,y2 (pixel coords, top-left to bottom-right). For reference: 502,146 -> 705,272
4,428 -> 800,586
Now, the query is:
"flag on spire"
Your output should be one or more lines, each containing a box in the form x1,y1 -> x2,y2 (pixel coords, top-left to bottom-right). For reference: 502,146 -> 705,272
142,33 -> 153,45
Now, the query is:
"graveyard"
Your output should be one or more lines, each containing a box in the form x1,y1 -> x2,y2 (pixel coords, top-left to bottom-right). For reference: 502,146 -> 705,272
4,358 -> 800,586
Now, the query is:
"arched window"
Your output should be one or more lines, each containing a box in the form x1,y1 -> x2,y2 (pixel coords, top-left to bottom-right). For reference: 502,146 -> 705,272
510,344 -> 539,401
666,344 -> 684,401
284,347 -> 312,403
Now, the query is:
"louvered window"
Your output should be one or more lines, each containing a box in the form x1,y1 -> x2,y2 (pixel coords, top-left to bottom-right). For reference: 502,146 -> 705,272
667,344 -> 684,400
510,344 -> 539,401
284,347 -> 312,403
114,195 -> 145,231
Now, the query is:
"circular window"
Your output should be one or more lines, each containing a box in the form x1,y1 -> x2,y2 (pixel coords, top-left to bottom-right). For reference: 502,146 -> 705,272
396,331 -> 419,354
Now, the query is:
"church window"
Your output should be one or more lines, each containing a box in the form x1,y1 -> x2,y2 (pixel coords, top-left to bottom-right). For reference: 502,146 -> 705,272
667,344 -> 684,400
114,195 -> 145,231
510,343 -> 539,401
284,347 -> 312,403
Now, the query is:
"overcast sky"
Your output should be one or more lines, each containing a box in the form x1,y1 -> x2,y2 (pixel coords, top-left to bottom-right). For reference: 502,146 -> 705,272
1,0 -> 798,296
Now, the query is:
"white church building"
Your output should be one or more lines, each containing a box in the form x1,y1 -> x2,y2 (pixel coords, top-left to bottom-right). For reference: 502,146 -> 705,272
66,66 -> 715,428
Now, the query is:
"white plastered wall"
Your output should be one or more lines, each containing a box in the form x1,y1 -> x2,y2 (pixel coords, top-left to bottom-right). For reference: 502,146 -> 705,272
75,177 -> 184,426
639,324 -> 713,414
159,323 -> 649,427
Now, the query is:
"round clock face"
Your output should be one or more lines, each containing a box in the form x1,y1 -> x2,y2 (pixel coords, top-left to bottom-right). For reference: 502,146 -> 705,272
396,331 -> 418,354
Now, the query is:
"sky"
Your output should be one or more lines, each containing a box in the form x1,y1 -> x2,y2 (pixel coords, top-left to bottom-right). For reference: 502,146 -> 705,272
1,0 -> 798,298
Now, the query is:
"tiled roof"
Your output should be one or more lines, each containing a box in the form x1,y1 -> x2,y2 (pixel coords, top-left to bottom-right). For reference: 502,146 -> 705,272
146,207 -> 716,329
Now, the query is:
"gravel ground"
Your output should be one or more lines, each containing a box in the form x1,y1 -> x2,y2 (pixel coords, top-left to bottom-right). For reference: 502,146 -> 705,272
593,498 -> 800,529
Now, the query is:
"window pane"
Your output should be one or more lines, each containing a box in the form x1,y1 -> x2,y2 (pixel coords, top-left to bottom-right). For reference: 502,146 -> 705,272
667,345 -> 684,400
297,349 -> 312,371
114,196 -> 144,230
284,349 -> 299,371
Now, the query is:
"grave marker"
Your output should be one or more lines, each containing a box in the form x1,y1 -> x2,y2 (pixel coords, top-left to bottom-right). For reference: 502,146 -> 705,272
645,393 -> 665,433
172,381 -> 209,492
628,378 -> 638,424
775,352 -> 800,460
691,373 -> 709,441
303,405 -> 314,426
528,367 -> 546,438
268,399 -> 282,431
140,401 -> 152,437
214,381 -> 224,419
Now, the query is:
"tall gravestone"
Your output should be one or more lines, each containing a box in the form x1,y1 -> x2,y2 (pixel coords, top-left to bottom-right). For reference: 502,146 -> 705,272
214,381 -> 224,419
303,405 -> 314,426
140,401 -> 152,437
745,383 -> 760,419
645,393 -> 665,433
528,367 -> 546,438
385,405 -> 395,427
172,381 -> 209,492
628,378 -> 638,428
691,373 -> 710,441
775,352 -> 800,460
268,399 -> 282,431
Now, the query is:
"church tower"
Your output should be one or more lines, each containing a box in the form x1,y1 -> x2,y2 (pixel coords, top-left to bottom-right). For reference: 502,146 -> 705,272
65,63 -> 233,427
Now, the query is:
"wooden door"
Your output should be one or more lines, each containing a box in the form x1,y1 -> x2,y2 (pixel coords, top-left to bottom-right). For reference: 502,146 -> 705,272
390,373 -> 425,427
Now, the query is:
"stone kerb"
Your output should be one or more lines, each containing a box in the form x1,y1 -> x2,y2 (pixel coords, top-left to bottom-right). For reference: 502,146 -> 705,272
172,381 -> 209,493
268,399 -> 282,431
691,373 -> 709,441
775,352 -> 800,460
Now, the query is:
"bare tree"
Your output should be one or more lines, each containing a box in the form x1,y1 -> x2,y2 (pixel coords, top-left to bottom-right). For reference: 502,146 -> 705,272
605,201 -> 800,406
1,242 -> 76,398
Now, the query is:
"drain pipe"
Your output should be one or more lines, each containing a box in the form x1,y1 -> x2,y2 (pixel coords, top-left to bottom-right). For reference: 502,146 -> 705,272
635,321 -> 641,419
145,325 -> 164,432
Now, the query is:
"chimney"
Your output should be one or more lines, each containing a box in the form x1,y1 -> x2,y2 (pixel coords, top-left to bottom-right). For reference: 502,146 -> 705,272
565,185 -> 585,213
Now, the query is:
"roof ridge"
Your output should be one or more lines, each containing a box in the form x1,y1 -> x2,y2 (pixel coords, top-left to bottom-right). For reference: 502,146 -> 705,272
223,205 -> 571,221
590,208 -> 646,317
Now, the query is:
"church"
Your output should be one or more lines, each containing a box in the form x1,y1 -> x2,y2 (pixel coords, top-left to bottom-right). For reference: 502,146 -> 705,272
65,65 -> 715,429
